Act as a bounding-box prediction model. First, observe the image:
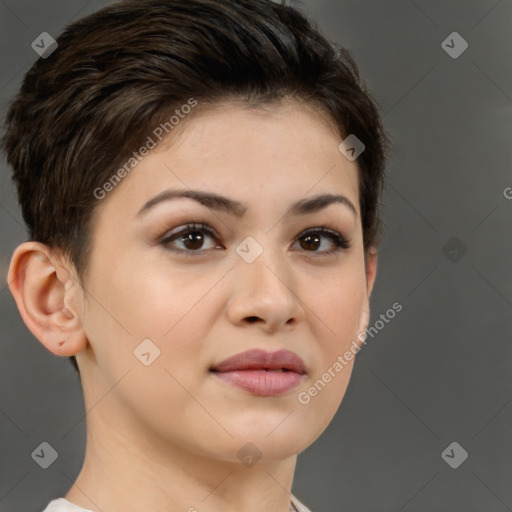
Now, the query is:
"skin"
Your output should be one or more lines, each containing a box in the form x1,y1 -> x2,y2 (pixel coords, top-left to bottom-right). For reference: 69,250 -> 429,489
8,99 -> 377,512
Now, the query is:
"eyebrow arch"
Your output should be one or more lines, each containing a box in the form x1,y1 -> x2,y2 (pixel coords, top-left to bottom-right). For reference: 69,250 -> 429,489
136,189 -> 358,219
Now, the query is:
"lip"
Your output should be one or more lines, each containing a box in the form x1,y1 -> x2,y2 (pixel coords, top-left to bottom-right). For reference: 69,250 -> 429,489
210,349 -> 307,397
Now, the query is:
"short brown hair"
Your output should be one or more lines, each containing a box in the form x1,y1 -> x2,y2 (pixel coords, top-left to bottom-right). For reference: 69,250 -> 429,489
1,0 -> 390,373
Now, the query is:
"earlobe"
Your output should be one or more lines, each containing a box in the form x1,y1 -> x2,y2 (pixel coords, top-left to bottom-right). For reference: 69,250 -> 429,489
7,242 -> 88,358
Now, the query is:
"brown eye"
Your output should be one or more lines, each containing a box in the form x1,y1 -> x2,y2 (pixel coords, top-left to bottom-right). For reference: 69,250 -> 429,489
294,228 -> 350,255
161,223 -> 220,255
179,230 -> 207,250
299,233 -> 321,251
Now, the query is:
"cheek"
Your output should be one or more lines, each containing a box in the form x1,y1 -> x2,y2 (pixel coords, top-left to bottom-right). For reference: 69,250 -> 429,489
128,266 -> 220,343
87,260 -> 221,375
80,263 -> 215,435
92,252 -> 195,327
298,262 -> 366,411
313,284 -> 363,335
306,260 -> 366,344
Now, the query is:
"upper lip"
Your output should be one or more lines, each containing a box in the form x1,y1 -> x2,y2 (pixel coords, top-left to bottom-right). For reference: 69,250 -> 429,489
210,349 -> 307,375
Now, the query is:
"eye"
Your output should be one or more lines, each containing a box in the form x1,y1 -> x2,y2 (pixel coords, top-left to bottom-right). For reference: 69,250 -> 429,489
159,223 -> 351,257
293,228 -> 350,255
160,223 -> 221,255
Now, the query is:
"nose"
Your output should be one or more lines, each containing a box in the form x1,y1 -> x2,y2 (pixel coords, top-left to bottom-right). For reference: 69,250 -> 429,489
226,245 -> 306,334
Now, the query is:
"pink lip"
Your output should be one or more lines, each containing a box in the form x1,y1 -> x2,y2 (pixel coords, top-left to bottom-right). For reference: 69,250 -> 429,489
210,349 -> 307,397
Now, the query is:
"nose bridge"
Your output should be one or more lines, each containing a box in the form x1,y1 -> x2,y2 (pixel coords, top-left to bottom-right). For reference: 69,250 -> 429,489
235,233 -> 291,293
229,232 -> 305,327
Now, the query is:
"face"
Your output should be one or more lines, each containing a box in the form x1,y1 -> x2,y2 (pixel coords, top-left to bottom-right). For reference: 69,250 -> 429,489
75,99 -> 376,463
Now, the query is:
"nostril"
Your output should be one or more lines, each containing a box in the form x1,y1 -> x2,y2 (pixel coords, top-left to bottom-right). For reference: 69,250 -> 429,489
246,316 -> 259,323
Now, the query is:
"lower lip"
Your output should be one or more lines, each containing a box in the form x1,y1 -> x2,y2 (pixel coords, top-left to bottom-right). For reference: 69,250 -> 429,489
211,370 -> 305,396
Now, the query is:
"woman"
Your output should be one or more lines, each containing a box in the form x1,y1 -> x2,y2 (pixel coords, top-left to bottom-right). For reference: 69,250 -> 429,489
1,0 -> 389,510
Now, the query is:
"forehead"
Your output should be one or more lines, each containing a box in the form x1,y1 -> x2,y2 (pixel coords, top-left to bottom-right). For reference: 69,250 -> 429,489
94,100 -> 360,222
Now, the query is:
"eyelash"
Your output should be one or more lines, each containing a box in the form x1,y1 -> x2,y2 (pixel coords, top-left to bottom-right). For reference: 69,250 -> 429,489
159,222 -> 351,257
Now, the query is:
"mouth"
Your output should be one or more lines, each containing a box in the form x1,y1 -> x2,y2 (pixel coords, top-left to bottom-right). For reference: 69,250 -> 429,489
209,349 -> 307,396
210,368 -> 306,396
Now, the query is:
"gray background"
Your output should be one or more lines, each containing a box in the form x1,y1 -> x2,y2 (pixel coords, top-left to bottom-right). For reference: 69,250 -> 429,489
0,1 -> 510,511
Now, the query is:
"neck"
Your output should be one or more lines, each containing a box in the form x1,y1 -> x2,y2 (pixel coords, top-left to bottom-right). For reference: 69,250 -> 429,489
64,391 -> 298,512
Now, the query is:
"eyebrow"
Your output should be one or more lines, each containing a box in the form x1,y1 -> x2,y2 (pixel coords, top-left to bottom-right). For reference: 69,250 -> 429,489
136,189 -> 358,219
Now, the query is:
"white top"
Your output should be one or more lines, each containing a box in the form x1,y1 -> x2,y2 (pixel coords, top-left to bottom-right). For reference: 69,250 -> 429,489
42,494 -> 314,511
41,499 -> 92,512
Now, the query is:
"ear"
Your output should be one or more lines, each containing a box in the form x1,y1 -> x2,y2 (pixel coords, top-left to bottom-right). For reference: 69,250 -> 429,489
7,242 -> 88,359
355,246 -> 378,348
